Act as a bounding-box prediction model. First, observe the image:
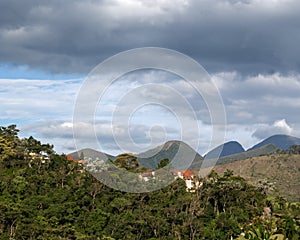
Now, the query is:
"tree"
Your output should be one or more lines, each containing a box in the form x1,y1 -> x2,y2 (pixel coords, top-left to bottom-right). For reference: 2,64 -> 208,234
23,136 -> 54,157
114,153 -> 140,171
223,169 -> 234,178
156,158 -> 170,169
0,125 -> 22,162
0,124 -> 19,140
0,135 -> 17,162
24,136 -> 42,154
289,145 -> 300,154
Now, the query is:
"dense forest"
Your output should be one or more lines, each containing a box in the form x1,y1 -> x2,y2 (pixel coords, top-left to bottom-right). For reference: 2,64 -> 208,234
0,125 -> 299,239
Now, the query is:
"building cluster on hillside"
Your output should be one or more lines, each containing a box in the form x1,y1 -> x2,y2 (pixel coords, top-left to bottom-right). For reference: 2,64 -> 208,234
139,169 -> 202,192
67,155 -> 202,192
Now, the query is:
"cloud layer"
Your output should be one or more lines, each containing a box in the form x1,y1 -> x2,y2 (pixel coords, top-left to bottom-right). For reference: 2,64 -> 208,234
1,0 -> 300,74
1,70 -> 299,154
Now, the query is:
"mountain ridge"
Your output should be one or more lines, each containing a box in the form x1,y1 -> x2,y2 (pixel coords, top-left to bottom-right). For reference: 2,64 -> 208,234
248,134 -> 300,151
68,134 -> 300,169
137,140 -> 204,170
205,141 -> 245,159
68,148 -> 115,161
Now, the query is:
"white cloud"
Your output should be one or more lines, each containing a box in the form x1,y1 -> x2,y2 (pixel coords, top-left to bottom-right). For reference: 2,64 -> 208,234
213,72 -> 300,125
252,119 -> 293,140
0,78 -> 81,120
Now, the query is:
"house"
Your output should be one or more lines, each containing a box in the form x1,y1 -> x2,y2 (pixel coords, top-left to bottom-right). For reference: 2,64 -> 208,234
138,169 -> 202,192
139,169 -> 155,182
171,170 -> 194,179
66,155 -> 87,165
171,170 -> 201,192
172,170 -> 184,179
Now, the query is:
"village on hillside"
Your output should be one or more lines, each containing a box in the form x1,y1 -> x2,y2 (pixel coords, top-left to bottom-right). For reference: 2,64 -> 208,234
66,154 -> 202,192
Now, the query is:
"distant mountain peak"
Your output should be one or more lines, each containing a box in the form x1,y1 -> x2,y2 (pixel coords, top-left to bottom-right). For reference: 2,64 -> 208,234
68,148 -> 115,161
163,140 -> 180,150
205,141 -> 245,159
137,140 -> 203,170
248,134 -> 300,151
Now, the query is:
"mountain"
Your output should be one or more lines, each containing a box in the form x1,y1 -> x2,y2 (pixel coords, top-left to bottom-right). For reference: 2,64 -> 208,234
68,148 -> 115,161
210,143 -> 279,167
248,134 -> 300,151
205,141 -> 245,159
68,134 -> 297,169
137,140 -> 204,170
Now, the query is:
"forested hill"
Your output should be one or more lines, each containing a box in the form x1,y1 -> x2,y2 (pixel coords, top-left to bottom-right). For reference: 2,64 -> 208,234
0,125 -> 299,239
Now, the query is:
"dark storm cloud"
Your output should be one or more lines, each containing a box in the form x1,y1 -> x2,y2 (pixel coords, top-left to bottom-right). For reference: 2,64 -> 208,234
165,0 -> 300,74
0,0 -> 300,75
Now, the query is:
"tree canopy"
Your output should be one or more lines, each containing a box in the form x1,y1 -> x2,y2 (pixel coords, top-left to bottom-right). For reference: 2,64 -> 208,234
114,153 -> 140,171
156,158 -> 170,169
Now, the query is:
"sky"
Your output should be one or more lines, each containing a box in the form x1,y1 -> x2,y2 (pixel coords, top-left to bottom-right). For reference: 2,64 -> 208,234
0,0 -> 300,155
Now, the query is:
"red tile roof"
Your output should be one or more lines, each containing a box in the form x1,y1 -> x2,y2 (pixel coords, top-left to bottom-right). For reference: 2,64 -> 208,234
171,170 -> 195,179
183,170 -> 194,179
66,155 -> 86,164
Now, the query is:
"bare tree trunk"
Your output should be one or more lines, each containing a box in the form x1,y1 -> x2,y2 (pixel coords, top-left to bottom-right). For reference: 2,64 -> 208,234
10,219 -> 16,240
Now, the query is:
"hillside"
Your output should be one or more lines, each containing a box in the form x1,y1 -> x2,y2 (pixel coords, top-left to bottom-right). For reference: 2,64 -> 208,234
204,153 -> 300,202
213,143 -> 278,166
249,134 -> 300,151
137,140 -> 204,169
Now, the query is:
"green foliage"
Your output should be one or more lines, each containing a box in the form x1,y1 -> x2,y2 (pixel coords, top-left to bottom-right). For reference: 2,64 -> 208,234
244,223 -> 278,240
156,158 -> 170,169
288,145 -> 300,154
114,153 -> 140,171
0,125 -> 21,162
80,151 -> 84,160
23,136 -> 54,156
0,125 -> 54,169
0,125 -> 299,239
0,135 -> 16,161
0,124 -> 19,139
243,203 -> 300,240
